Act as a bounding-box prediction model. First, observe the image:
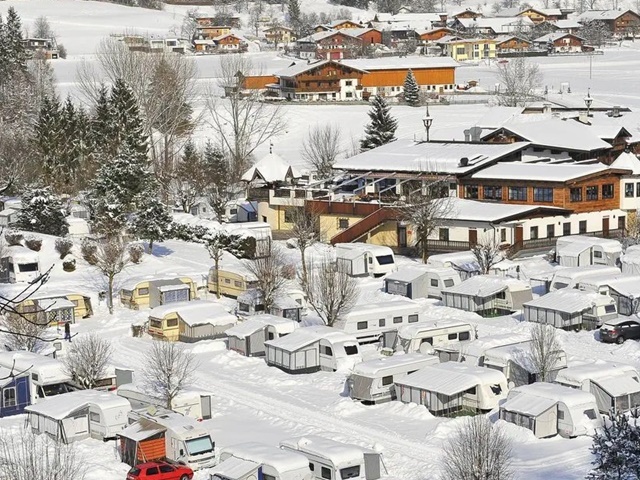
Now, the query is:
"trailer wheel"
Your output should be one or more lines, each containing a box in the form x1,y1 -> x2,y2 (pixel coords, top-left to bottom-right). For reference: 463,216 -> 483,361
616,335 -> 626,344
180,476 -> 189,480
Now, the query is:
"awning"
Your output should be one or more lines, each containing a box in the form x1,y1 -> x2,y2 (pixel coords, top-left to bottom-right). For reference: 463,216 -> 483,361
118,419 -> 166,441
502,394 -> 556,416
597,376 -> 640,397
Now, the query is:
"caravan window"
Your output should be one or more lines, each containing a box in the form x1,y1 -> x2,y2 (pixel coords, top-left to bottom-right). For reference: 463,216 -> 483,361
448,333 -> 458,340
3,388 -> 16,407
340,466 -> 361,479
379,319 -> 386,327
344,345 -> 358,356
90,412 -> 100,422
309,463 -> 315,471
150,319 -> 162,329
234,281 -> 242,288
376,255 -> 394,265
557,410 -> 564,420
238,303 -> 250,313
593,251 -> 603,259
166,318 -> 178,327
421,337 -> 433,345
263,475 -> 276,480
357,321 -> 368,330
321,466 -> 332,479
496,291 -> 506,299
459,331 -> 471,341
137,288 -> 149,296
466,386 -> 477,395
444,279 -> 454,288
321,345 -> 333,356
18,263 -> 38,272
584,409 -> 597,420
382,375 -> 393,386
408,314 -> 419,323
430,279 -> 438,287
553,282 -> 569,290
490,384 -> 502,395
393,316 -> 403,324
225,278 -> 231,284
605,305 -> 616,313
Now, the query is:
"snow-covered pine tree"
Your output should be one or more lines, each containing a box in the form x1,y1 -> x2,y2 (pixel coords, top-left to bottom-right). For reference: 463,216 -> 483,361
4,7 -> 27,73
173,139 -> 202,213
35,95 -> 64,190
91,84 -> 116,158
360,95 -> 398,152
130,194 -> 172,254
17,186 -> 69,236
204,141 -> 232,222
108,78 -> 148,159
0,15 -> 9,82
403,69 -> 420,106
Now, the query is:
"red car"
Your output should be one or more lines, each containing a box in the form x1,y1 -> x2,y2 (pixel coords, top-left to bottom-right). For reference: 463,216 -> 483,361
127,462 -> 194,480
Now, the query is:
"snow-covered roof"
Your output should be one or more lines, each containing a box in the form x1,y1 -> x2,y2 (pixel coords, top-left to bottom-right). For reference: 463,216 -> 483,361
427,250 -> 477,268
507,382 -> 599,408
343,298 -> 420,318
396,362 -> 506,395
611,151 -> 640,175
297,29 -> 359,43
265,326 -> 357,351
455,16 -> 534,33
211,457 -> 259,477
550,265 -> 621,281
534,32 -> 584,42
501,391 -> 556,416
384,266 -> 432,283
25,390 -> 131,419
556,361 -> 639,387
119,418 -> 166,441
222,442 -> 310,471
460,333 -> 529,361
607,276 -> 640,296
225,315 -> 298,339
578,9 -> 632,21
135,409 -> 209,433
120,274 -> 195,292
241,152 -> 301,183
339,27 -> 380,37
442,275 -> 529,298
352,353 -> 438,377
442,197 -> 569,222
340,56 -> 459,71
469,162 -> 609,182
493,34 -> 531,44
2,246 -> 38,262
553,19 -> 582,29
596,375 -> 640,397
397,319 -> 471,339
281,435 -> 367,467
0,351 -> 69,384
37,297 -> 76,311
484,341 -> 565,374
524,288 -> 613,314
149,301 -> 236,327
557,235 -> 622,251
333,139 -> 530,175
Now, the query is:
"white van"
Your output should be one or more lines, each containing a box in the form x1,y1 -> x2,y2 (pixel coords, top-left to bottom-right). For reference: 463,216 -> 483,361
0,246 -> 40,283
548,265 -> 621,292
394,321 -> 475,358
335,243 -> 395,277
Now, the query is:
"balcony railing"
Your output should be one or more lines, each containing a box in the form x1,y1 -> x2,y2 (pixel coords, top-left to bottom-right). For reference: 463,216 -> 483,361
425,239 -> 471,252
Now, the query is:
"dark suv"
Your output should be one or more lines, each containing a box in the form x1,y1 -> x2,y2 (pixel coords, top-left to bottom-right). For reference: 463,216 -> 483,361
600,318 -> 640,344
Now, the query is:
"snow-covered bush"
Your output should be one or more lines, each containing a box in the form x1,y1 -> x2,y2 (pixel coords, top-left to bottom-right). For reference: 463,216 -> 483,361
4,230 -> 23,246
54,238 -> 73,259
80,239 -> 98,265
16,187 -> 68,237
128,243 -> 144,264
24,235 -> 42,251
587,409 -> 640,479
62,256 -> 76,272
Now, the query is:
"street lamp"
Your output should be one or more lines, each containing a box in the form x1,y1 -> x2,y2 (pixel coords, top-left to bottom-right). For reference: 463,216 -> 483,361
584,88 -> 593,117
422,105 -> 433,142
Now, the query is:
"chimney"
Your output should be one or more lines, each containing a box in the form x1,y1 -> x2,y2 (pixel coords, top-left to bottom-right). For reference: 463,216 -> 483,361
470,126 -> 482,142
578,111 -> 589,124
613,105 -> 621,117
459,157 -> 469,167
463,129 -> 471,142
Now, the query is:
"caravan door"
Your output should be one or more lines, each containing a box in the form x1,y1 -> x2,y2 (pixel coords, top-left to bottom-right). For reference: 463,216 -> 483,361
363,453 -> 382,480
201,395 -> 212,420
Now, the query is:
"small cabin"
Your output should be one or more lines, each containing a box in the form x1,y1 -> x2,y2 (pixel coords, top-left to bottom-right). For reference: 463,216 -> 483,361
226,315 -> 299,357
120,275 -> 199,310
441,276 -> 532,317
556,236 -> 622,267
208,266 -> 258,299
384,266 -> 461,300
148,301 -> 237,342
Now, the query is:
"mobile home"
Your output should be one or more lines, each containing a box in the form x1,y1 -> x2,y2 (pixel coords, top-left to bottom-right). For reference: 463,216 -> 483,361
555,361 -> 640,414
208,265 -> 258,298
226,315 -> 299,357
25,390 -> 131,443
117,383 -> 212,420
523,289 -> 618,330
395,362 -> 508,415
441,276 -> 532,317
483,341 -> 567,387
335,243 -> 396,277
119,408 -> 216,470
0,246 -> 40,283
264,326 -> 362,374
607,276 -> 640,316
217,442 -> 312,480
280,435 -> 382,480
499,382 -> 603,438
120,275 -> 199,309
347,353 -> 439,404
548,265 -> 621,292
556,236 -> 622,267
458,333 -> 530,366
0,365 -> 30,417
394,320 -> 475,361
426,251 -> 479,280
384,266 -> 461,300
576,273 -> 626,295
148,301 -> 237,342
333,298 -> 424,344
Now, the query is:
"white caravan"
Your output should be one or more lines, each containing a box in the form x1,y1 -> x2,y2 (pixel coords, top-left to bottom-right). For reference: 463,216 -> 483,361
576,273 -> 626,295
0,246 -> 40,283
548,265 -> 621,292
218,442 -> 312,480
334,298 -> 424,344
335,243 -> 396,277
117,383 -> 211,420
459,333 -> 530,366
347,353 -> 440,404
280,435 -> 382,480
384,266 -> 461,300
556,236 -> 622,267
394,321 -> 474,360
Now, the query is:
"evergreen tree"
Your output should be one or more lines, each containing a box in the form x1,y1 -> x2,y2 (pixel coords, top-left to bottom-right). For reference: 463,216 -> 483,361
288,0 -> 303,36
0,15 -> 9,83
91,84 -> 116,158
403,69 -> 420,107
5,7 -> 26,73
587,409 -> 640,480
17,187 -> 69,236
360,95 -> 398,151
173,139 -> 204,213
204,141 -> 232,222
130,195 -> 172,253
35,95 -> 64,189
108,78 -> 148,159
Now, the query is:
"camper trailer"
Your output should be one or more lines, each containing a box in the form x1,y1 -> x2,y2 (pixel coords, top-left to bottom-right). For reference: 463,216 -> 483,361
394,321 -> 475,361
523,289 -> 618,330
0,365 -> 30,417
217,442 -> 312,480
441,276 -> 532,317
226,315 -> 298,357
335,243 -> 396,277
426,251 -> 479,280
237,290 -> 304,321
548,265 -> 621,292
555,361 -> 640,414
280,435 -> 382,480
395,362 -> 508,415
347,353 -> 440,404
556,236 -> 622,267
333,299 -> 425,344
606,276 -> 640,316
458,333 -> 530,366
25,390 -> 131,443
264,326 -> 362,374
147,301 -> 237,342
120,275 -> 199,309
119,408 -> 216,470
500,382 -> 603,438
0,246 -> 40,283
0,351 -> 74,405
384,266 -> 461,300
208,265 -> 259,298
117,383 -> 211,420
483,341 -> 567,387
576,273 -> 626,295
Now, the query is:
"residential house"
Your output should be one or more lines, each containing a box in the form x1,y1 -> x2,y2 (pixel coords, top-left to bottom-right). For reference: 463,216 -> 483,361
213,33 -> 248,52
417,27 -> 454,42
550,19 -> 583,34
518,7 -> 563,24
441,38 -> 496,61
22,38 -> 58,59
534,32 -> 585,53
611,151 -> 640,213
195,24 -> 232,40
328,19 -> 366,30
451,9 -> 483,20
450,16 -> 534,36
264,26 -> 297,45
494,35 -> 532,53
295,30 -> 362,60
339,27 -> 384,50
578,9 -> 640,37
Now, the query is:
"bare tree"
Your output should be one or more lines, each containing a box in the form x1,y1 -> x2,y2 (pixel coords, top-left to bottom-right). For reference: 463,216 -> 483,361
33,16 -> 57,43
93,239 -> 131,314
0,426 -> 86,480
141,340 -> 198,409
496,57 -> 543,107
207,55 -> 287,180
471,236 -> 504,275
440,415 -> 514,480
1,311 -> 47,353
63,334 -> 112,389
181,8 -> 200,39
528,323 -> 563,382
304,257 -> 358,326
621,213 -> 640,248
301,124 -> 342,178
289,204 -> 322,288
244,243 -> 289,311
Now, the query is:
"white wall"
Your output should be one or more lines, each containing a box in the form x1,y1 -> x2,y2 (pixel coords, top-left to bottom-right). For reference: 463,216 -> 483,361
620,177 -> 640,211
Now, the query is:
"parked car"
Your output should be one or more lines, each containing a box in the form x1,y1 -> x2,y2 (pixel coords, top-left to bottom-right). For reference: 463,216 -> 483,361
127,462 -> 193,480
599,317 -> 640,344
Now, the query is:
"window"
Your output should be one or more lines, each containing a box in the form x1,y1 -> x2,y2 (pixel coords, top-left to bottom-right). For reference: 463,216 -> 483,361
466,386 -> 477,395
159,466 -> 175,474
345,80 -> 352,86
626,183 -> 635,197
508,186 -> 527,201
439,228 -> 449,241
563,222 -> 571,236
637,182 -> 640,197
459,331 -> 471,341
586,186 -> 598,200
422,337 -> 433,345
408,314 -> 419,323
490,384 -> 502,395
234,281 -> 242,288
557,409 -> 565,420
501,228 -> 507,243
430,279 -> 438,287
89,412 -> 100,422
584,409 -> 597,420
338,218 -> 349,229
579,220 -> 587,234
464,185 -> 479,199
357,321 -> 368,330
593,250 -> 602,258
483,186 -> 502,200
146,467 -> 159,476
533,187 -> 553,202
149,319 -> 162,329
321,345 -> 333,356
393,316 -> 403,324
321,467 -> 332,479
137,287 -> 149,296
547,224 -> 555,238
340,466 -> 361,479
267,332 -> 275,340
284,208 -> 295,223
344,345 -> 358,355
224,278 -> 231,284
309,463 -> 315,472
3,388 -> 16,408
376,255 -> 394,265
346,92 -> 353,98
263,475 -> 276,480
605,304 -> 616,313
166,318 -> 178,327
444,279 -> 454,287
530,226 -> 538,240
382,375 -> 393,386
496,291 -> 506,299
379,318 -> 385,327
448,333 -> 458,340
602,184 -> 614,199
456,47 -> 465,55
570,187 -> 582,202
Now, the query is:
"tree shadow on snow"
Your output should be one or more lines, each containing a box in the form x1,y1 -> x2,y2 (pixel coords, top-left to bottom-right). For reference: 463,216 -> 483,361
151,244 -> 174,258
